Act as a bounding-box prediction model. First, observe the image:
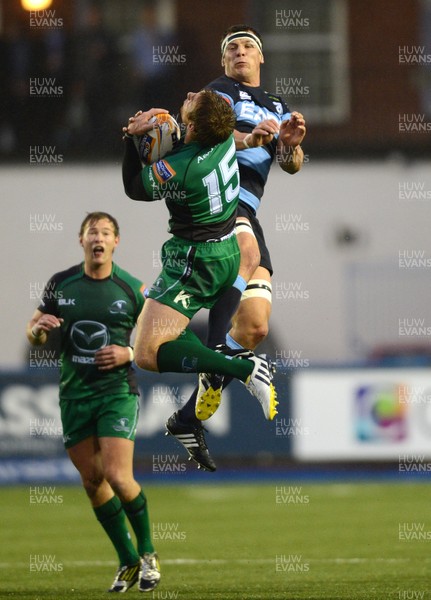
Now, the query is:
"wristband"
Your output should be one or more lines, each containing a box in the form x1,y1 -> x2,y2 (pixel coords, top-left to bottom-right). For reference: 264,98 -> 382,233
243,134 -> 252,149
127,346 -> 135,362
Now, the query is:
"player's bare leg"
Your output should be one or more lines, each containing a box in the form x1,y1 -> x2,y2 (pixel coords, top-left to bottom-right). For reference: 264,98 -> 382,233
67,434 -> 142,507
235,217 -> 261,281
229,265 -> 272,351
98,437 -> 141,502
67,436 -> 113,507
134,297 -> 261,386
134,298 -> 190,372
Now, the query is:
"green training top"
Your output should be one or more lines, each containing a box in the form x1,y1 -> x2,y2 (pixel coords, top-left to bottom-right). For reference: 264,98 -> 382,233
38,262 -> 145,401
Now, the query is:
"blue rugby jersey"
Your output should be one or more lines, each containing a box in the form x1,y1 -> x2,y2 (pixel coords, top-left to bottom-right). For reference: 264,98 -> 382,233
206,75 -> 291,214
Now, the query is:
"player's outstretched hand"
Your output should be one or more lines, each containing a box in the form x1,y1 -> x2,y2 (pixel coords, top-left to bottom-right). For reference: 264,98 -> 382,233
249,118 -> 280,147
95,345 -> 132,370
123,108 -> 169,137
279,111 -> 306,148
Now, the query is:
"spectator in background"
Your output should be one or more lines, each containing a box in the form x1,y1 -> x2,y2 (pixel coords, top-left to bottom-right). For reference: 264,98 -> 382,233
0,20 -> 70,156
0,21 -> 32,155
67,2 -> 119,156
126,4 -> 175,110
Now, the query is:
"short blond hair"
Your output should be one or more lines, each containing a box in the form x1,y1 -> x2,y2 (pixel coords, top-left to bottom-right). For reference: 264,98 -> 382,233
79,212 -> 119,237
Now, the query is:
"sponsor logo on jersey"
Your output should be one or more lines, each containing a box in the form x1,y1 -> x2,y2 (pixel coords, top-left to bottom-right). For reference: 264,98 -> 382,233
110,299 -> 128,315
112,417 -> 131,433
237,101 -> 281,125
239,90 -> 252,100
72,356 -> 95,364
197,147 -> 215,163
58,298 -> 76,306
272,101 -> 283,115
152,160 -> 176,184
173,290 -> 193,309
71,320 -> 109,354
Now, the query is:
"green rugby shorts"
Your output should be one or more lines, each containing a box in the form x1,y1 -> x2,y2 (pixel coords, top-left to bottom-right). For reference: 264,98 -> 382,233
147,234 -> 240,318
60,393 -> 140,449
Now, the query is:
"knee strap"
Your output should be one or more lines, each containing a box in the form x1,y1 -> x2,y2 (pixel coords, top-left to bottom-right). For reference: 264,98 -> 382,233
235,220 -> 256,237
241,279 -> 272,302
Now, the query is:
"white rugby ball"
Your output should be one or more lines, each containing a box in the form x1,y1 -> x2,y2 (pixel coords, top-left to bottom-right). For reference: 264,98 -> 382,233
135,114 -> 181,165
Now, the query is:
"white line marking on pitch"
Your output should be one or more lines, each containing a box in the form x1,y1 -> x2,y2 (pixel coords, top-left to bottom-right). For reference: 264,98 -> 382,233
0,557 -> 428,569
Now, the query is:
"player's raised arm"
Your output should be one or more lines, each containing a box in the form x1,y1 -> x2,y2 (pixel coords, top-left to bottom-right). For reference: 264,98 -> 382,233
122,109 -> 180,202
122,136 -> 146,200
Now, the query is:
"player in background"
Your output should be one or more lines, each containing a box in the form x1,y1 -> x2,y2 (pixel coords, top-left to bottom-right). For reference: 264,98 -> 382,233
161,24 -> 307,470
122,90 -> 277,462
26,212 -> 160,593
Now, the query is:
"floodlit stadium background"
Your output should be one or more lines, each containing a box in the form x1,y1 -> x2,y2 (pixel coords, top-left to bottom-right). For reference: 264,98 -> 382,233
1,0 -> 431,480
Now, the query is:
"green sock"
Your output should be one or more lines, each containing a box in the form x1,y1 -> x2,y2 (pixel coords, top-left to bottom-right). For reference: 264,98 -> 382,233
177,327 -> 201,343
157,334 -> 253,381
123,490 -> 154,556
94,496 -> 140,567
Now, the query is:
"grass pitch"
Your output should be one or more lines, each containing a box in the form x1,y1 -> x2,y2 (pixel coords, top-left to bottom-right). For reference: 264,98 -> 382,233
1,480 -> 429,599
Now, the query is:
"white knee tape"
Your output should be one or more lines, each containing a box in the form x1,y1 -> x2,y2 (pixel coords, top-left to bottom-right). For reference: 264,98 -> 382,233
241,279 -> 272,302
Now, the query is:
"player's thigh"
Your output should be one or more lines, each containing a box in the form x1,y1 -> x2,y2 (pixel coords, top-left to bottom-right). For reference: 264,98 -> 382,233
236,219 -> 260,278
67,435 -> 104,481
67,435 -> 116,506
96,395 -> 140,488
99,436 -> 136,478
135,298 -> 190,357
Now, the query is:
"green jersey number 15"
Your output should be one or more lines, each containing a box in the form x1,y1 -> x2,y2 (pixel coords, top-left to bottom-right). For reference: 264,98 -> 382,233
202,141 -> 239,215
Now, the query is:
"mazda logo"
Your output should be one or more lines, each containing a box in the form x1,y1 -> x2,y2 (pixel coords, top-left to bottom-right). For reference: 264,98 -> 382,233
70,320 -> 110,354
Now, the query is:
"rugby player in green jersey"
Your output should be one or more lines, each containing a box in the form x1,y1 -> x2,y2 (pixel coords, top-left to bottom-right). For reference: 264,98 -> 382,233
172,26 -> 306,469
26,212 -> 160,593
122,90 -> 278,470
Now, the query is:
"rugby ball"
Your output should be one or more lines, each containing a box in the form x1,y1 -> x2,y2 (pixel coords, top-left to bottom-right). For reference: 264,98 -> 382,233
135,114 -> 181,165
